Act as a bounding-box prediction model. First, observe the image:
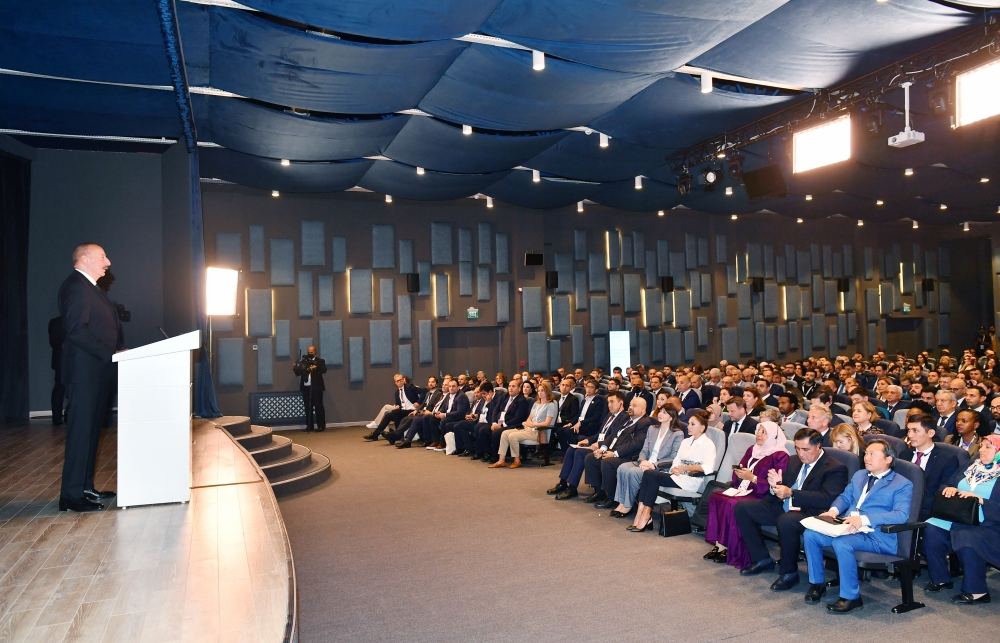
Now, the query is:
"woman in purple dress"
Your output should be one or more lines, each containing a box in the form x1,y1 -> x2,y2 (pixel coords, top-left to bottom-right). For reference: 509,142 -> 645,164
703,421 -> 789,568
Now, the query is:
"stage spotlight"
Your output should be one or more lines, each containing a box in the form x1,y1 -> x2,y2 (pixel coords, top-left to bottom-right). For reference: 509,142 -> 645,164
703,168 -> 719,187
727,153 -> 743,179
793,115 -> 851,173
956,59 -> 1000,126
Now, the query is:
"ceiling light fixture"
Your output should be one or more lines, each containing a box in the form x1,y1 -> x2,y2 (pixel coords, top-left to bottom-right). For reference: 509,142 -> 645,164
657,210 -> 665,217
577,201 -> 584,213
532,169 -> 541,183
805,194 -> 813,201
462,124 -> 473,135
703,168 -> 718,187
730,213 -> 738,221
280,159 -> 290,167
912,220 -> 919,229
634,175 -> 643,190
716,151 -> 726,159
532,50 -> 545,71
271,190 -> 279,198
793,115 -> 851,173
796,217 -> 804,224
981,177 -> 990,183
963,221 -> 970,232
486,196 -> 494,208
416,166 -> 425,175
385,194 -> 393,204
939,203 -> 948,211
904,167 -> 914,176
956,58 -> 1000,127
875,199 -> 884,206
599,132 -> 610,148
701,72 -> 713,94
725,186 -> 733,196
857,219 -> 864,227
677,169 -> 692,196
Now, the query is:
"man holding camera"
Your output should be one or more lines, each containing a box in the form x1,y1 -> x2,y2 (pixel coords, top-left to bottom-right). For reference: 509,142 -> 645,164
294,345 -> 327,432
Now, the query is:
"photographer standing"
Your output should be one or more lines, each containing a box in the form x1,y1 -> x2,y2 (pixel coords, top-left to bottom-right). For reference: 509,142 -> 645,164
294,345 -> 327,432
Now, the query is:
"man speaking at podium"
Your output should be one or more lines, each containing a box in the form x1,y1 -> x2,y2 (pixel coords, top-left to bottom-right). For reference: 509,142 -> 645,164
294,345 -> 327,431
57,243 -> 122,512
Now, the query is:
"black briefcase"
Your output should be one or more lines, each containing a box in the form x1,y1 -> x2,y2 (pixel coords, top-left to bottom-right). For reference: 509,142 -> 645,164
658,507 -> 692,537
930,494 -> 980,525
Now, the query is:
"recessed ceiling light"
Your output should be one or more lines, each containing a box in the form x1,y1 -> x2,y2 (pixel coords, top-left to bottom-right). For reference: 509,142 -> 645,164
981,177 -> 990,183
725,186 -> 733,196
912,220 -> 919,229
271,190 -> 279,198
963,221 -> 970,232
486,196 -> 494,208
385,194 -> 393,203
939,203 -> 948,211
796,217 -> 804,224
805,194 -> 813,201
532,50 -> 545,71
634,176 -> 643,190
416,166 -> 425,175
904,168 -> 913,176
462,124 -> 472,135
730,214 -> 739,221
599,132 -> 609,148
532,169 -> 541,183
857,219 -> 864,227
280,159 -> 290,167
875,199 -> 884,206
577,201 -> 584,213
657,210 -> 665,217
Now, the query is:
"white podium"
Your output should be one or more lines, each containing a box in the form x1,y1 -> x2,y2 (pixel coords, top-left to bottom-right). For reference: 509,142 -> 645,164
112,330 -> 200,508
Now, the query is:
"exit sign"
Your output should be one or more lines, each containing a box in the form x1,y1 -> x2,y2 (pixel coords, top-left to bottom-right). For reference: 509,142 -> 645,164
466,307 -> 480,320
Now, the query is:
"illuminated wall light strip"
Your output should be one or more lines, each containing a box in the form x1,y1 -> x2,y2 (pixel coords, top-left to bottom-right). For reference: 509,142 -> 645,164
532,49 -> 545,71
604,231 -> 611,270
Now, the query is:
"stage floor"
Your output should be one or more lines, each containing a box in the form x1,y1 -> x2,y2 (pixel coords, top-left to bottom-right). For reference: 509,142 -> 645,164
0,419 -> 294,642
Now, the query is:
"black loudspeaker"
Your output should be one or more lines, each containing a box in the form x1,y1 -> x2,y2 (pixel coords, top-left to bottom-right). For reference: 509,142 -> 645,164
545,271 -> 559,289
661,276 -> 674,292
524,252 -> 544,266
837,277 -> 850,293
751,277 -> 765,293
742,164 -> 787,199
405,273 -> 420,293
922,278 -> 935,292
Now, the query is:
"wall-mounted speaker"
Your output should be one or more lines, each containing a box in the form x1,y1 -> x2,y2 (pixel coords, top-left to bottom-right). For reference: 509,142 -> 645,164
405,273 -> 420,293
751,277 -> 765,293
524,252 -> 544,266
922,278 -> 935,292
742,164 -> 787,199
837,277 -> 850,293
545,271 -> 559,290
661,276 -> 674,292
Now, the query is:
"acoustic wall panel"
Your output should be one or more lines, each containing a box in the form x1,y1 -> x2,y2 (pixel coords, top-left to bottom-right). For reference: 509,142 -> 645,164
527,331 -> 547,373
700,273 -> 712,306
606,229 -> 621,270
458,262 -> 472,297
900,261 -> 914,294
776,254 -> 786,284
626,318 -> 638,349
418,319 -> 433,364
555,253 -> 573,295
714,234 -> 727,264
784,245 -> 796,282
796,250 -> 811,286
216,232 -> 242,269
497,281 -> 510,323
431,222 -> 453,265
588,253 -> 608,292
331,236 -> 347,273
696,316 -> 708,347
594,336 -> 609,370
721,327 -> 738,363
879,282 -> 892,316
754,322 -> 766,357
300,221 -> 325,266
669,253 -> 687,287
298,271 -> 314,318
433,273 -> 450,317
688,271 -> 701,309
763,244 -> 774,279
867,322 -> 878,352
810,314 -> 826,347
698,237 -> 709,267
348,337 -> 364,383
738,319 -> 753,355
550,295 -> 571,336
609,272 -> 622,306
270,239 -> 294,286
863,247 -> 874,279
574,270 -> 588,310
317,275 -> 334,314
938,281 -> 951,313
548,339 -> 562,372
496,232 -> 510,274
633,231 -> 645,268
726,265 -> 737,296
522,286 -> 543,329
763,283 -> 779,320
824,280 -> 838,315
821,244 -> 833,277
828,324 -> 839,351
645,251 -> 657,288
716,296 -> 728,326
927,289 -> 937,313
683,331 -> 696,360
457,227 -> 472,262
684,233 -> 698,269
574,229 -> 587,261
217,338 -> 244,387
811,275 -> 823,311
349,269 -> 373,313
417,261 -> 431,296
663,292 -> 673,325
801,323 -> 812,356
370,321 -> 393,365
665,329 -> 682,363
590,295 -> 609,335
939,314 -> 951,345
477,266 -> 491,301
397,295 -> 412,340
371,224 -> 394,269
638,330 -> 650,364
622,271 -> 641,311
765,324 -> 777,360
657,240 -> 670,277
651,329 -> 664,362
673,290 -> 692,328
783,285 -> 801,321
788,321 -> 799,351
777,326 -> 788,355
256,337 -> 273,386
379,278 -> 394,313
611,314 -> 624,332
737,283 -> 752,319
865,288 -> 880,321
643,288 -> 663,327
747,243 -> 763,278
246,289 -> 273,337
571,325 -> 584,364
477,222 -> 493,265
890,282 -> 901,312
847,312 -> 857,341
925,250 -> 938,279
842,282 -> 855,313
837,314 -> 847,347
274,320 -> 290,358
398,343 -> 413,377
398,239 -> 414,274
319,320 -> 343,366
297,338 -> 313,361
249,225 -> 264,272
832,251 -> 843,279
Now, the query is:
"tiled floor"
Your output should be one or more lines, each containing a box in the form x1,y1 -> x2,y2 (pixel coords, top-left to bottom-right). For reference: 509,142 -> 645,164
0,420 -> 294,642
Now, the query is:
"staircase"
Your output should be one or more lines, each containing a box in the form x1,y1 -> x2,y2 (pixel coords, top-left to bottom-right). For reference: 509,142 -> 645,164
216,416 -> 331,495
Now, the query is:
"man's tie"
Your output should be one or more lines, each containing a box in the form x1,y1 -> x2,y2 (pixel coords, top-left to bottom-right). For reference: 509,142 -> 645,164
783,463 -> 811,512
732,419 -> 741,435
914,451 -> 924,467
864,474 -> 877,495
938,415 -> 946,428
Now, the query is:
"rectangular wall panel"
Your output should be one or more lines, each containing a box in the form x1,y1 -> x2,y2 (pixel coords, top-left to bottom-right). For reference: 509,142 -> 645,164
696,316 -> 708,347
348,337 -> 364,383
418,261 -> 431,296
685,233 -> 698,269
865,287 -> 880,321
555,253 -> 573,295
301,221 -> 325,266
863,247 -> 874,279
550,295 -> 571,336
824,280 -> 838,315
431,222 -> 453,265
726,265 -> 737,296
738,319 -> 754,355
215,232 -> 242,269
548,339 -> 563,372
754,322 -> 766,357
689,271 -> 701,309
527,331 -> 548,373
370,320 -> 393,365
476,266 -> 491,301
458,262 -> 473,297
828,324 -> 839,351
457,227 -> 472,262
657,240 -> 670,277
256,337 -> 273,386
574,270 -> 588,310
217,338 -> 244,387
776,326 -> 788,355
638,329 -> 650,364
665,329 -> 683,363
319,320 -> 343,366
397,295 -> 412,340
651,330 -> 664,362
811,275 -> 823,311
796,250 -> 811,286
788,321 -> 799,351
697,237 -> 709,267
683,331 -> 696,361
606,230 -> 622,270
418,319 -> 433,364
477,222 -> 493,265
522,286 -> 543,329
379,278 -> 394,313
609,272 -> 622,306
669,253 -> 687,287
611,314 -> 623,332
590,295 -> 609,336
574,229 -> 587,261
331,236 -> 347,273
716,296 -> 728,326
700,273 -> 712,306
593,336 -> 609,370
496,281 -> 510,323
298,271 -> 314,318
588,253 -> 608,292
673,290 -> 692,328
246,289 -> 273,337
721,327 -> 738,363
270,239 -> 294,286
837,314 -> 848,347
571,324 -> 585,364
737,283 -> 752,319
317,274 -> 334,314
297,338 -> 313,361
763,282 -> 779,320
763,244 -> 775,278
938,281 -> 951,313
496,232 -> 510,274
274,320 -> 290,358
802,324 -> 813,356
433,273 -> 450,317
645,251 -> 657,288
633,231 -> 645,268
371,224 -> 394,269
249,225 -> 264,272
349,268 -> 373,313
643,288 -> 663,327
398,239 -> 414,274
715,234 -> 727,264
847,312 -> 857,341
398,344 -> 413,377
626,318 -> 638,349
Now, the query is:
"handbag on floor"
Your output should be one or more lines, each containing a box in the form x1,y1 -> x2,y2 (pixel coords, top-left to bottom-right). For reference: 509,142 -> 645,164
930,494 -> 980,525
658,507 -> 692,537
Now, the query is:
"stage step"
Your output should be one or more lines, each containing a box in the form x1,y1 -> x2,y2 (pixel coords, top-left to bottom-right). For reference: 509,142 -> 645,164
270,452 -> 332,496
247,434 -> 293,464
233,425 -> 274,450
260,443 -> 314,479
215,415 -> 252,436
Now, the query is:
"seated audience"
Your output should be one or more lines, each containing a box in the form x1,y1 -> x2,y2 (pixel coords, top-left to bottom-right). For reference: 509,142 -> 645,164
947,408 -> 984,460
829,423 -> 863,459
742,388 -> 766,418
475,379 -> 532,462
364,373 -> 424,441
723,398 -> 757,437
447,383 -> 491,456
610,403 -> 683,517
491,381 -> 557,469
851,399 -> 883,436
552,377 -> 581,441
555,378 -> 607,452
548,391 -> 628,500
901,413 -> 965,521
582,396 -> 654,507
388,377 -> 446,446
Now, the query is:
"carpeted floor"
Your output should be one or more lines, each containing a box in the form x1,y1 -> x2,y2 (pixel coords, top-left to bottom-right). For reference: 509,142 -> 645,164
277,427 -> 998,642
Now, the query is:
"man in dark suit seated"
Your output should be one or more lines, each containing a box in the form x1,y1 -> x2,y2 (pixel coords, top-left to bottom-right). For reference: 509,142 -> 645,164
364,373 -> 424,441
556,378 -> 605,452
901,413 -> 964,521
465,384 -> 509,459
624,372 -> 654,413
384,376 -> 438,445
394,378 -> 450,448
552,377 -> 581,443
548,391 -> 628,500
723,398 -> 757,437
933,389 -> 959,440
583,396 -> 654,508
802,439 -> 913,613
420,379 -> 470,451
735,428 -> 849,590
450,383 -> 496,457
675,374 -> 702,412
474,380 -> 531,462
882,384 -> 910,418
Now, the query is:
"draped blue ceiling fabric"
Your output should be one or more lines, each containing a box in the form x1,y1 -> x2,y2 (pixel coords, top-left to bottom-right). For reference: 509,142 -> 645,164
383,117 -> 568,174
208,7 -> 466,114
524,133 -> 668,182
200,148 -> 373,193
419,44 -> 664,131
237,0 -> 503,41
484,172 -> 595,209
482,0 -> 790,74
195,96 -> 406,161
589,178 -> 685,212
358,160 -> 509,201
691,0 -> 978,89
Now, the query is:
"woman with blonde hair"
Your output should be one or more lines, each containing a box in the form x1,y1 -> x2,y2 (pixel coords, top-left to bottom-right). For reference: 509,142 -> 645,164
830,423 -> 863,459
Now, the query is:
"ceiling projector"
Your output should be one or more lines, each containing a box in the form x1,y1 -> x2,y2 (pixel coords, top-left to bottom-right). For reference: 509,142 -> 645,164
887,81 -> 924,148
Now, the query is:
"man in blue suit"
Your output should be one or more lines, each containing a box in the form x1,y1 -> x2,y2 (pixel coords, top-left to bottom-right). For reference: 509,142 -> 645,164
802,439 -> 913,613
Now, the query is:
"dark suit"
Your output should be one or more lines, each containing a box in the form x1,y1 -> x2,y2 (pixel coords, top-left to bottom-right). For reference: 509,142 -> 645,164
900,445 -> 964,521
678,389 -> 701,411
625,388 -> 654,415
475,393 -> 531,459
390,388 -> 444,444
932,412 -> 957,442
48,316 -> 66,425
426,392 -> 471,444
587,416 -> 655,498
293,355 -> 327,430
448,397 -> 487,453
733,450 -> 849,574
375,383 -> 424,434
467,390 -> 508,456
723,416 -> 757,437
57,270 -> 122,501
559,394 -> 607,449
700,385 -> 721,407
557,411 -> 628,488
555,392 -> 581,428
